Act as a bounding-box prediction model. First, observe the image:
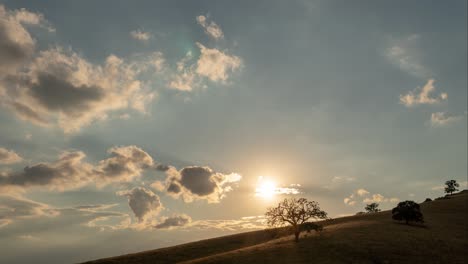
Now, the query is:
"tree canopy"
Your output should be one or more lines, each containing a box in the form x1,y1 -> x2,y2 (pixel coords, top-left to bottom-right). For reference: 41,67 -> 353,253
391,200 -> 424,225
365,203 -> 381,213
444,180 -> 459,195
265,197 -> 327,242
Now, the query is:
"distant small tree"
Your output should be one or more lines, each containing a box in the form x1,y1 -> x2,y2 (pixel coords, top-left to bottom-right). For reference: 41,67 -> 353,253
444,180 -> 459,195
391,200 -> 424,225
265,198 -> 328,242
423,198 -> 432,203
365,203 -> 381,213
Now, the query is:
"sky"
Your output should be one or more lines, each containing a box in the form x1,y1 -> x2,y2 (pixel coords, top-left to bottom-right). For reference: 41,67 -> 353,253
0,0 -> 467,263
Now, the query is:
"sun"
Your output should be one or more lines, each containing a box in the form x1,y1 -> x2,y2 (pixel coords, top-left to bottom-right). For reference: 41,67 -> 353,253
255,178 -> 277,199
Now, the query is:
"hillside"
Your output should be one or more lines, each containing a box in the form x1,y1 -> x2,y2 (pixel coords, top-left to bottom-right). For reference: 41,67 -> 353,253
83,191 -> 468,264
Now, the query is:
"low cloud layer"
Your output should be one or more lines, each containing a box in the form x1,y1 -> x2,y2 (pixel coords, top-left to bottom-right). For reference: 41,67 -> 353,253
400,79 -> 447,107
154,214 -> 191,229
0,194 -> 58,228
152,166 -> 242,203
0,145 -> 153,191
344,188 -> 399,206
430,112 -> 462,126
0,148 -> 22,164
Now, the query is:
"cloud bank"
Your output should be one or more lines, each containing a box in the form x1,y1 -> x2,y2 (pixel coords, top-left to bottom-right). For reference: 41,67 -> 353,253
0,145 -> 153,191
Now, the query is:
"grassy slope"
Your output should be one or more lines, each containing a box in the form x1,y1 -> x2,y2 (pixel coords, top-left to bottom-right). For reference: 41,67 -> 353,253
83,191 -> 468,264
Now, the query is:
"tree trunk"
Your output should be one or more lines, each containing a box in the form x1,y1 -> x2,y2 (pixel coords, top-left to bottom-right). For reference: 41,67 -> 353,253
294,231 -> 300,242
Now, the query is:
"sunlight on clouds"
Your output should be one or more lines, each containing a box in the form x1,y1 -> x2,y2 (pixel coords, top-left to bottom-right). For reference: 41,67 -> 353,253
254,176 -> 300,199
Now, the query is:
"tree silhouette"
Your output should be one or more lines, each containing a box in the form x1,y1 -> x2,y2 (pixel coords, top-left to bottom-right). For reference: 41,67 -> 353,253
265,198 -> 327,242
444,180 -> 459,195
391,200 -> 424,225
365,203 -> 381,213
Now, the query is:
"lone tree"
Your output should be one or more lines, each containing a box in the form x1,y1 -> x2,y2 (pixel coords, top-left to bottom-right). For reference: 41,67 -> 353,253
365,203 -> 381,213
444,180 -> 459,195
391,200 -> 424,225
265,197 -> 328,242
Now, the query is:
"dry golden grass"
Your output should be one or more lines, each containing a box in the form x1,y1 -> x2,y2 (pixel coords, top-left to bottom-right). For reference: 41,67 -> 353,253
83,191 -> 468,264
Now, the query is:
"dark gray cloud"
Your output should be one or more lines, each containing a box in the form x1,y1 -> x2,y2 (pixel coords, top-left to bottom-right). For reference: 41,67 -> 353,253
117,187 -> 162,223
28,73 -> 104,113
152,166 -> 242,203
154,214 -> 191,229
179,166 -> 217,196
0,146 -> 153,191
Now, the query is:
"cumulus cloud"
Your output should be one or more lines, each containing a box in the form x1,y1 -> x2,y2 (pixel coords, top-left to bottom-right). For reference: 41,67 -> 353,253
152,166 -> 241,203
430,112 -> 462,126
0,145 -> 154,191
195,43 -> 242,83
344,189 -> 399,206
196,15 -> 224,40
130,29 -> 151,41
117,187 -> 163,223
0,148 -> 22,164
0,5 -> 162,133
384,34 -> 429,77
400,79 -> 447,107
168,44 -> 242,91
2,48 -> 158,133
154,214 -> 191,229
168,51 -> 197,91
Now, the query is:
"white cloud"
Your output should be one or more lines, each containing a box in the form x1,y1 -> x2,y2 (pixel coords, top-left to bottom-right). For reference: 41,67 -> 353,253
385,34 -> 429,77
196,15 -> 224,40
430,112 -> 462,126
356,188 -> 369,197
196,43 -> 242,83
130,29 -> 151,41
0,148 -> 22,164
363,194 -> 385,203
168,44 -> 242,91
400,79 -> 447,107
344,189 -> 399,206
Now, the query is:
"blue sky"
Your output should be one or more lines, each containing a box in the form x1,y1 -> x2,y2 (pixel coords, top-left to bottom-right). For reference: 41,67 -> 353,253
0,1 -> 466,263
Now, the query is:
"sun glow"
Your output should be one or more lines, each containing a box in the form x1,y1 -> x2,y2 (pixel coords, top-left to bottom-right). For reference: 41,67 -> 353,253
255,177 -> 277,199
